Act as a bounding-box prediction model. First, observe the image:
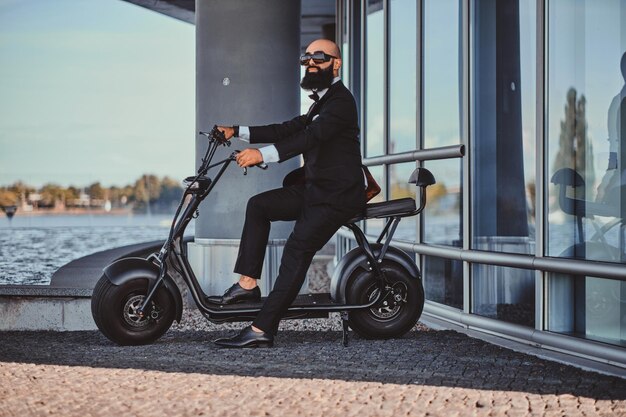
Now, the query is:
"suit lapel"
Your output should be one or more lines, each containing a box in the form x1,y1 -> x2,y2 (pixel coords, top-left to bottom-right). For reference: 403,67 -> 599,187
305,81 -> 342,124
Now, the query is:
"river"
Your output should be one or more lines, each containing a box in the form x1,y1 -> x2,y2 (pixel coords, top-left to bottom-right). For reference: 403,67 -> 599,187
0,213 -> 194,285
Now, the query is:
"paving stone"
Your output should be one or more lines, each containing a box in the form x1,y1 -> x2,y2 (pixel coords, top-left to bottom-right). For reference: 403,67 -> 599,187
0,325 -> 625,417
1,258 -> 625,416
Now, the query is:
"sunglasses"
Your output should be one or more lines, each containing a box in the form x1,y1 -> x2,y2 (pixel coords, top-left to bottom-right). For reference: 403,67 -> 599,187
299,52 -> 338,66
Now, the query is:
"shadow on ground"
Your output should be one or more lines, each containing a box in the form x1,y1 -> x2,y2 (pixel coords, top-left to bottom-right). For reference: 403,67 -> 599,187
1,328 -> 624,399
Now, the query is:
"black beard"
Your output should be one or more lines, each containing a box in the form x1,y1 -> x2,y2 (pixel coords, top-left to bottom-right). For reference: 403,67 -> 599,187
300,65 -> 334,91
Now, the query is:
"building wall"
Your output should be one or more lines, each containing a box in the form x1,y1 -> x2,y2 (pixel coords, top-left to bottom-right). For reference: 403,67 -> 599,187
338,0 -> 626,357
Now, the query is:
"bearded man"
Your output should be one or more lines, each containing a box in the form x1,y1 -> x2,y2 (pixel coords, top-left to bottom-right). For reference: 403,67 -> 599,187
208,38 -> 365,348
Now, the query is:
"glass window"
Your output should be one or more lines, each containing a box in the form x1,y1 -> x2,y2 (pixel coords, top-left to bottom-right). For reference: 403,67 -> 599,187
548,274 -> 626,347
422,158 -> 463,309
471,0 -> 537,326
547,0 -> 626,262
472,0 -> 536,254
390,162 -> 417,241
546,0 -> 626,347
421,0 -> 463,309
364,164 -> 386,236
423,0 -> 461,148
341,0 -> 350,89
472,265 -> 535,327
365,0 -> 385,157
389,0 -> 417,154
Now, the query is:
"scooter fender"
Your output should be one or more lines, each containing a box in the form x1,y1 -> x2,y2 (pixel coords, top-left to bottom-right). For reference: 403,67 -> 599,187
103,257 -> 183,323
330,244 -> 421,304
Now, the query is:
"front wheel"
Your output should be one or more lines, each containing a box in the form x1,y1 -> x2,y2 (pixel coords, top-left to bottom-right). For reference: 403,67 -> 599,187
91,276 -> 176,345
346,261 -> 424,339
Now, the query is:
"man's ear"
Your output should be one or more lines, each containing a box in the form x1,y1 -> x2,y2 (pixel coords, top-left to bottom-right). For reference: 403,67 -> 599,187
334,58 -> 342,71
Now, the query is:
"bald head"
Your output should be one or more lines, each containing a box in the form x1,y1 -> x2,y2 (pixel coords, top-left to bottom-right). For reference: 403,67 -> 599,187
306,39 -> 341,59
305,39 -> 342,78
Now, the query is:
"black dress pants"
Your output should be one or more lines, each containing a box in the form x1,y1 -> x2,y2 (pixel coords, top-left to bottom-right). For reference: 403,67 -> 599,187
233,185 -> 356,334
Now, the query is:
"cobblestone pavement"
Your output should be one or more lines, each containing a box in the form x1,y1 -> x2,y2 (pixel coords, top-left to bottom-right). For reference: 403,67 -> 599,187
1,322 -> 625,417
1,259 -> 625,416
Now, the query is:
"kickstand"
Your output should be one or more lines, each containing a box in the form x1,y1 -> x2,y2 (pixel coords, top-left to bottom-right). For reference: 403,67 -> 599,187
340,311 -> 349,347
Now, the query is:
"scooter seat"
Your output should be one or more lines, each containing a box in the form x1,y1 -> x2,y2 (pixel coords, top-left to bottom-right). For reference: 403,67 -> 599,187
346,197 -> 416,224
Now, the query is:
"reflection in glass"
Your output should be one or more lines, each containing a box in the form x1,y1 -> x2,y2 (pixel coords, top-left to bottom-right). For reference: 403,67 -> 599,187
389,0 -> 417,154
546,0 -> 626,347
548,274 -> 626,346
366,0 -> 385,157
471,0 -> 536,326
422,159 -> 462,309
472,0 -> 536,251
423,0 -> 460,148
472,265 -> 535,327
547,0 -> 626,262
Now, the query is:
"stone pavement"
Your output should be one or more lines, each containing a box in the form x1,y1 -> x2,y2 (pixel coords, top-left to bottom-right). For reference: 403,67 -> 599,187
1,319 -> 625,417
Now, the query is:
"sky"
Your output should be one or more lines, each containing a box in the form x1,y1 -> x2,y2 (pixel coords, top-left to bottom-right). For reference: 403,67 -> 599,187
0,0 -> 195,188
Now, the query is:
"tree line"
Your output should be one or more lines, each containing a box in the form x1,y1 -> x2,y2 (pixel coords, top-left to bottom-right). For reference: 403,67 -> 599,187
0,174 -> 184,213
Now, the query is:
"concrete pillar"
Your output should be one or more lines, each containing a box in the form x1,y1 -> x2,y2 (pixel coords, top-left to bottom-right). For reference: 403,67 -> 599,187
190,0 -> 303,297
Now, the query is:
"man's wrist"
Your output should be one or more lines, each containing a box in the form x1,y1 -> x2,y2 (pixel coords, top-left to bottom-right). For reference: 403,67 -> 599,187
233,125 -> 240,137
259,145 -> 279,163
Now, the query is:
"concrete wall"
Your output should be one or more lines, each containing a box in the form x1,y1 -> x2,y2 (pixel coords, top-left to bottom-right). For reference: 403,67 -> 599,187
195,0 -> 302,240
0,288 -> 95,331
193,0 -> 304,294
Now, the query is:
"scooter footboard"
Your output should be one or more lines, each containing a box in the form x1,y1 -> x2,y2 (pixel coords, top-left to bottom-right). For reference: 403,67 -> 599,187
330,244 -> 421,304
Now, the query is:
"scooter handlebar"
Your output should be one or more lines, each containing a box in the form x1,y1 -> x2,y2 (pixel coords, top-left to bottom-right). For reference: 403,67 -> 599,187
230,150 -> 269,175
199,126 -> 230,145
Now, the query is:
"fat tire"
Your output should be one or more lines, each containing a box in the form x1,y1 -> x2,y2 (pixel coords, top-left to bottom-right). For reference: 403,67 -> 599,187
346,261 -> 424,339
91,275 -> 175,346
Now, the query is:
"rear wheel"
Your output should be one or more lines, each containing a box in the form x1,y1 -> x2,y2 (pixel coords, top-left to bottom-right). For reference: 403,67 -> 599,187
346,261 -> 424,339
91,275 -> 175,345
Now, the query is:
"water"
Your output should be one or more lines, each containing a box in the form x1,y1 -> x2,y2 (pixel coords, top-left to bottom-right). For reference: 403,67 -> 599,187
0,214 -> 194,285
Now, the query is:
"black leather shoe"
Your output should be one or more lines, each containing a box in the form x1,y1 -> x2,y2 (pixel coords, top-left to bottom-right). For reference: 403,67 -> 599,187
214,326 -> 274,348
206,283 -> 261,305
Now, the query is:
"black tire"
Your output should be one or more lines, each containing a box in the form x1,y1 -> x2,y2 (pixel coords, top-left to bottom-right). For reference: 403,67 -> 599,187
346,261 -> 424,339
91,275 -> 175,346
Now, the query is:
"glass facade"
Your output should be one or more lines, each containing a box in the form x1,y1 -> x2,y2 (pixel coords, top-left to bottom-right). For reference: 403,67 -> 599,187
389,0 -> 417,154
337,0 -> 626,352
546,0 -> 626,346
422,0 -> 463,309
365,0 -> 385,157
471,0 -> 537,326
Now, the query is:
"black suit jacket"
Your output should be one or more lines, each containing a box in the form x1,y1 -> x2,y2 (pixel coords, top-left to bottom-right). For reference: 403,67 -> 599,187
249,81 -> 366,210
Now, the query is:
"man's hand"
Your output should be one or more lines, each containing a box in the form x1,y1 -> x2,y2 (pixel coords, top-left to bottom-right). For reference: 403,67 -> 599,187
217,126 -> 235,140
236,148 -> 264,168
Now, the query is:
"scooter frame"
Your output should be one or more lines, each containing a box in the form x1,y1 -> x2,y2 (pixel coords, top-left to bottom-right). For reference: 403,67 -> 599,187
101,127 -> 433,345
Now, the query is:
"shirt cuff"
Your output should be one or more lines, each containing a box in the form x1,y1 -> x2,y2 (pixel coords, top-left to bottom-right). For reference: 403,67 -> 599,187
259,145 -> 279,163
238,126 -> 250,142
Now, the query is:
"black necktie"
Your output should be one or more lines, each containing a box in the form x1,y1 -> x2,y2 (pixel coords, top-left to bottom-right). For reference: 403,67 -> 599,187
308,91 -> 320,102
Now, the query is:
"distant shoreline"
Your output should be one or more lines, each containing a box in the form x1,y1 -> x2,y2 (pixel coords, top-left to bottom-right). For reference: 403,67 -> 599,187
5,208 -> 134,217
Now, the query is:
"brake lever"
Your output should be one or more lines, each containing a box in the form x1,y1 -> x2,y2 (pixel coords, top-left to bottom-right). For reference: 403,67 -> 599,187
231,150 -> 268,175
210,125 -> 231,146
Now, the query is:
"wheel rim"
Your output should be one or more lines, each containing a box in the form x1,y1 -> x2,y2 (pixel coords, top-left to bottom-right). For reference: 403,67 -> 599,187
367,281 -> 408,321
122,294 -> 159,329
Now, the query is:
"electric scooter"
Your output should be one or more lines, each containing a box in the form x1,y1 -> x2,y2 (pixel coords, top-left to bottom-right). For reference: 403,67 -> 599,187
91,126 -> 436,346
